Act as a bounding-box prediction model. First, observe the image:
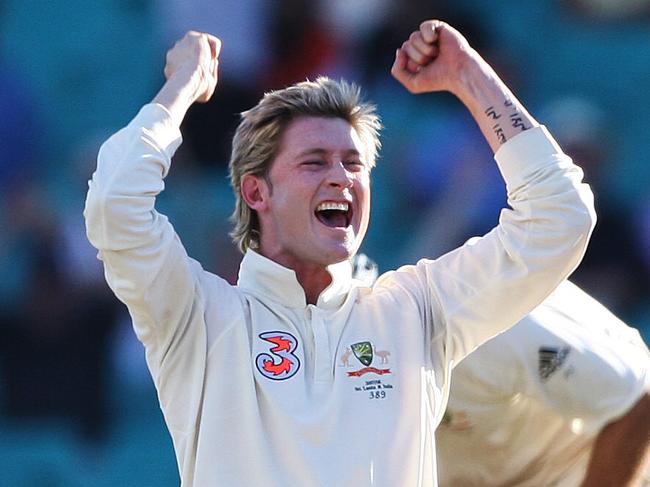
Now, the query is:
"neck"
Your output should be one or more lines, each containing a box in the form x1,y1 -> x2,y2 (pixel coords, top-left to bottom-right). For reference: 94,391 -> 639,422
256,246 -> 334,305
293,266 -> 332,305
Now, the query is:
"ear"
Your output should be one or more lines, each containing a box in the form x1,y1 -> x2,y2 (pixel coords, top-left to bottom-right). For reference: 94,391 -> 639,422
241,174 -> 270,212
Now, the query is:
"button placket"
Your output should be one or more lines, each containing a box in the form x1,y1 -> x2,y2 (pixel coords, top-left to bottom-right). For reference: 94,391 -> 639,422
310,307 -> 332,383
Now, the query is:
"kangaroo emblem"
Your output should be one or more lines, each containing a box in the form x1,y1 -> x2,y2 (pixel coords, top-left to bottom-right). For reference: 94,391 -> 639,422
340,349 -> 353,367
376,350 -> 391,364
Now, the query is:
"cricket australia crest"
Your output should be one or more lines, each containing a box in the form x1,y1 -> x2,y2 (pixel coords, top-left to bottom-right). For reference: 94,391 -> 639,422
351,341 -> 374,366
340,340 -> 395,399
345,341 -> 391,377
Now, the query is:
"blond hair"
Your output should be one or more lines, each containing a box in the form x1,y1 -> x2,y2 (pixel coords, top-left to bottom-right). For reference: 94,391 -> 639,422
228,77 -> 381,253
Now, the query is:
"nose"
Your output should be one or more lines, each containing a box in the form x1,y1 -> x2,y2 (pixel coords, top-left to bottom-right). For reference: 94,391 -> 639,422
328,161 -> 354,188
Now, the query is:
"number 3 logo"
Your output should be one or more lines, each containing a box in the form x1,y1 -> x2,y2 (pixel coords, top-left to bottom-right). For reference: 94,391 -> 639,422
255,331 -> 301,381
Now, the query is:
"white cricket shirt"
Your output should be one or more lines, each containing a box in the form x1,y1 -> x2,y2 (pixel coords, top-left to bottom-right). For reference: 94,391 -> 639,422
84,104 -> 594,486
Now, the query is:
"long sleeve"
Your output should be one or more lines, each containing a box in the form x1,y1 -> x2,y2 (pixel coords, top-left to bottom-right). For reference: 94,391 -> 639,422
84,103 -> 193,354
84,104 -> 242,427
512,281 -> 650,431
440,126 -> 595,361
437,126 -> 595,362
379,126 -> 596,380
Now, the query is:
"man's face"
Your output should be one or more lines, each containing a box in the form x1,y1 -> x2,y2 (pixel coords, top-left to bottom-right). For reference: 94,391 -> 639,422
255,116 -> 372,270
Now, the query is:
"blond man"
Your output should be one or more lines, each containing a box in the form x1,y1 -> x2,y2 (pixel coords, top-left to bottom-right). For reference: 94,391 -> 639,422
84,21 -> 595,486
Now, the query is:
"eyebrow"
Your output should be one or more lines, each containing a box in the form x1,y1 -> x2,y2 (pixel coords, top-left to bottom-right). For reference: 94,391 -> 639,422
296,148 -> 361,158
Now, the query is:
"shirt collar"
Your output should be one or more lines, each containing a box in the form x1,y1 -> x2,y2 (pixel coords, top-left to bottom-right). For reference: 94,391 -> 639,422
237,249 -> 353,309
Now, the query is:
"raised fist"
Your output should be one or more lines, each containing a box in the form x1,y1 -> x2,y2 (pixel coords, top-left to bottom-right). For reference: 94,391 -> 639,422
163,31 -> 222,103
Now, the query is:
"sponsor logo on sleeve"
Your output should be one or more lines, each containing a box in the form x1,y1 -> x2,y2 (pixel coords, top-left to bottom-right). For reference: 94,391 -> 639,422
538,345 -> 571,381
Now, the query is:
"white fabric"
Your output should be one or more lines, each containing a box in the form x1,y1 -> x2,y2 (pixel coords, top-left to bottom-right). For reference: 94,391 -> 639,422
436,281 -> 650,487
84,103 -> 594,486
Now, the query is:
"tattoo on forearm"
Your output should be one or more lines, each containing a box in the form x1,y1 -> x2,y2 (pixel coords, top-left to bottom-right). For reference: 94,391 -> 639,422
504,98 -> 529,131
493,123 -> 507,144
484,97 -> 529,145
485,106 -> 508,143
485,106 -> 502,120
510,113 -> 528,130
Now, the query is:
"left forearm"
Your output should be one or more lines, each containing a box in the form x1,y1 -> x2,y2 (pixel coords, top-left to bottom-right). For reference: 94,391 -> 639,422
452,54 -> 538,154
581,392 -> 650,486
390,20 -> 538,154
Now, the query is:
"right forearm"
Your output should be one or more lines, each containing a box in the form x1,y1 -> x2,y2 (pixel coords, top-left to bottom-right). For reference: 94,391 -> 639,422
452,54 -> 538,154
152,68 -> 204,127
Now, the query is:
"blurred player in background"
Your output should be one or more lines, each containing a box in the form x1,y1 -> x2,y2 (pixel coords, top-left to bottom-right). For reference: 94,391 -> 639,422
437,280 -> 650,486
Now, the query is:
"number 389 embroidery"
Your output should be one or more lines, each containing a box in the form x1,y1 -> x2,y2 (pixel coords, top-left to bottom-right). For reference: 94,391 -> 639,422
255,331 -> 301,380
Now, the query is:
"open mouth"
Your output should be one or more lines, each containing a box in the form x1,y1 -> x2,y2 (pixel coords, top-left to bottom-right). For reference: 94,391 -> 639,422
315,201 -> 352,228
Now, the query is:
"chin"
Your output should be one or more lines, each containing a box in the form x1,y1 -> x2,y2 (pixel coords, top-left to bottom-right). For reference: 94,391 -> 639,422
311,229 -> 364,265
311,244 -> 350,265
325,244 -> 359,265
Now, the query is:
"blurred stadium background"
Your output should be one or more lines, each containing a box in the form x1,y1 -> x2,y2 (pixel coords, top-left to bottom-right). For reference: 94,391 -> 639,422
1,0 -> 649,485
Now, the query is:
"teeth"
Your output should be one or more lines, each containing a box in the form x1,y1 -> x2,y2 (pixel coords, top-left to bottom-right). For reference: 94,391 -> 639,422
317,202 -> 349,212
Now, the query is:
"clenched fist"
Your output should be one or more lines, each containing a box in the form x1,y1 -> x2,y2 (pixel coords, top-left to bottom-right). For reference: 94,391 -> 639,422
163,31 -> 222,104
391,20 -> 475,95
